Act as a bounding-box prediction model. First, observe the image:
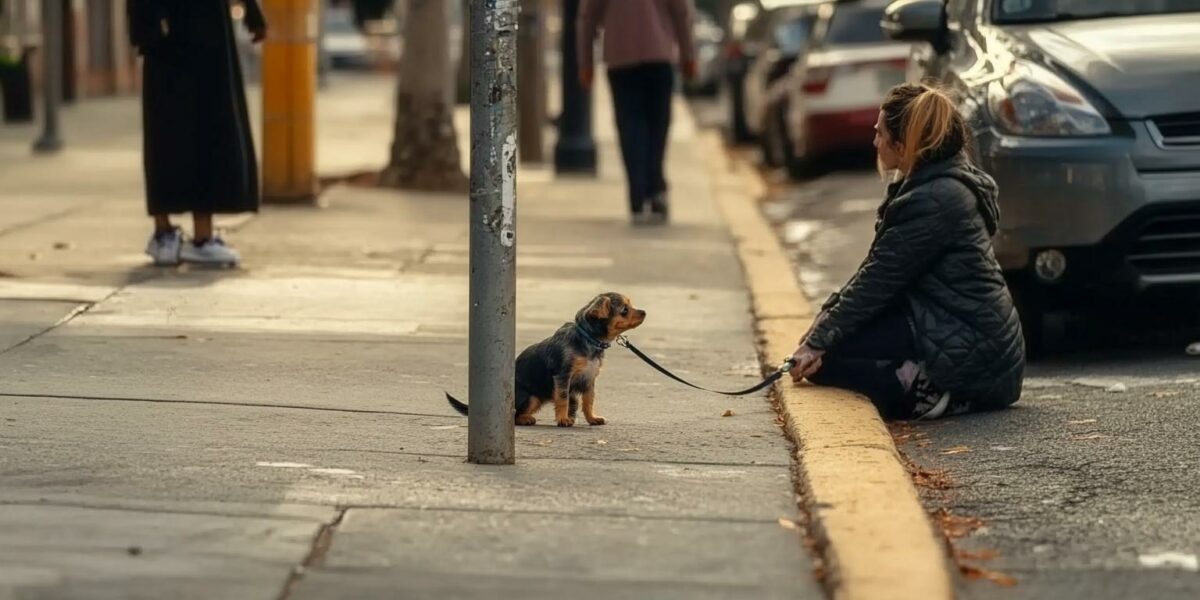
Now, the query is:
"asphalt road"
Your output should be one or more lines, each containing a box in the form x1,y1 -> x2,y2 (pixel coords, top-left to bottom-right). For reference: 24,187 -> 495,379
688,95 -> 1200,598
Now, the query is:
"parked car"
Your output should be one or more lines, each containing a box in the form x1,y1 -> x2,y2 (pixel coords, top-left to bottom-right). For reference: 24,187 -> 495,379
780,0 -> 909,177
739,0 -> 824,167
722,1 -> 763,142
884,0 -> 1200,349
685,9 -> 724,96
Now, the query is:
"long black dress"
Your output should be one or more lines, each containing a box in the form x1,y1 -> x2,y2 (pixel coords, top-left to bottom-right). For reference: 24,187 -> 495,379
128,0 -> 265,216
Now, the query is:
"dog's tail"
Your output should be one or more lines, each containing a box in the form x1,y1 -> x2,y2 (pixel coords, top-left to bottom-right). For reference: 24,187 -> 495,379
445,392 -> 469,416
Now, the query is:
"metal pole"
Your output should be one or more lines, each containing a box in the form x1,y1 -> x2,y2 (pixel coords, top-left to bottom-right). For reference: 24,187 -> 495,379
467,0 -> 518,465
33,0 -> 63,153
552,0 -> 595,174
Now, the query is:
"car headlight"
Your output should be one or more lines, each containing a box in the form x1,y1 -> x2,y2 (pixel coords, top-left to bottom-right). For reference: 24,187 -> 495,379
987,61 -> 1110,136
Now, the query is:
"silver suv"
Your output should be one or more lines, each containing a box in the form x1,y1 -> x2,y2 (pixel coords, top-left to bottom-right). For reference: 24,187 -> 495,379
883,0 -> 1200,345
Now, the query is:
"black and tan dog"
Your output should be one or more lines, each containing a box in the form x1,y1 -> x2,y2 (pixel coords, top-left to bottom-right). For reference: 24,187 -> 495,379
446,293 -> 646,427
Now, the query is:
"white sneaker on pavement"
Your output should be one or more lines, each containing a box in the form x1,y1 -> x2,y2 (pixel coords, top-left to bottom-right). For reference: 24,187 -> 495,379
145,228 -> 184,266
180,236 -> 240,266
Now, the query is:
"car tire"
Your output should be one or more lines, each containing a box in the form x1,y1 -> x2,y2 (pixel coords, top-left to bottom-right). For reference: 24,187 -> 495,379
1010,278 -> 1064,361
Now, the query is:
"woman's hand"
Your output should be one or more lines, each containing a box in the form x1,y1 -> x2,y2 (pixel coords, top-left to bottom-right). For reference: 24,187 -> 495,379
789,343 -> 825,384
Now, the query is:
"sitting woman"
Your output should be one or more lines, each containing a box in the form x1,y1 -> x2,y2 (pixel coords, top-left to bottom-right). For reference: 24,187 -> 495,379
789,84 -> 1025,420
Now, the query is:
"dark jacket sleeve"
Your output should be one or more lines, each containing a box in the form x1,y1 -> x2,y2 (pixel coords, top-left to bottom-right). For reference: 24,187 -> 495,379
805,192 -> 949,351
242,0 -> 267,32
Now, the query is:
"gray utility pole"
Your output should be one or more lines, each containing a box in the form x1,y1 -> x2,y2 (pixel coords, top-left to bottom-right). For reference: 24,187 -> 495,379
33,0 -> 63,153
467,0 -> 518,465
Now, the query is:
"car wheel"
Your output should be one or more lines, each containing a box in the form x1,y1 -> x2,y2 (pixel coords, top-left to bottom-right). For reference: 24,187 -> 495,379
1010,277 -> 1064,361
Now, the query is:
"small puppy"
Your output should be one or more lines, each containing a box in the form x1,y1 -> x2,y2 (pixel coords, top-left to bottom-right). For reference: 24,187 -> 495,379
446,292 -> 646,427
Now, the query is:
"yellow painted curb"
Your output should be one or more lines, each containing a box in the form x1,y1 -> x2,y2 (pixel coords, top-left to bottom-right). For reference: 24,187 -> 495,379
704,132 -> 954,600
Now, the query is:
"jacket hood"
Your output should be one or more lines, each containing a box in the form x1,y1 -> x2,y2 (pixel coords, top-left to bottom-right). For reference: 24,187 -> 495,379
906,157 -> 1001,236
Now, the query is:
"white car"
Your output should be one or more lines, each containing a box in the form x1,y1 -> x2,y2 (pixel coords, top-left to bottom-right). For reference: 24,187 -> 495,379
780,0 -> 909,176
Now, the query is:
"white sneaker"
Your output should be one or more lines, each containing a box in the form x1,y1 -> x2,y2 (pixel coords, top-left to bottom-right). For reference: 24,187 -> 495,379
180,236 -> 240,266
145,228 -> 183,266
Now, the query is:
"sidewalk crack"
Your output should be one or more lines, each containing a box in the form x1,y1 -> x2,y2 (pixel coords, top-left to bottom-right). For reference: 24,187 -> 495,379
277,506 -> 348,600
0,301 -> 93,356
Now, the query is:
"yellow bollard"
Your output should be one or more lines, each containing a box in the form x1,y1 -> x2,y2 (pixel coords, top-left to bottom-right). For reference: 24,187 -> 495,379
260,0 -> 318,205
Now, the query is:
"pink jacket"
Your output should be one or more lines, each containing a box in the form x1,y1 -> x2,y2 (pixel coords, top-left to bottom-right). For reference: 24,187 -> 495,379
578,0 -> 696,71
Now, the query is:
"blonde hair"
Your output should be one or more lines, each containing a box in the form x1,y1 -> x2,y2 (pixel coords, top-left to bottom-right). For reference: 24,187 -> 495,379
881,84 -> 969,174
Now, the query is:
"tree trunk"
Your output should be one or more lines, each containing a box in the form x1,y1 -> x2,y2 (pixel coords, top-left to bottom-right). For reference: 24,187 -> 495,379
380,0 -> 467,192
454,0 -> 470,105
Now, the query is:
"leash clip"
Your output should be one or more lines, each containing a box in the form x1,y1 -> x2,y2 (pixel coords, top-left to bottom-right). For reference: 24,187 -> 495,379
615,335 -> 631,349
777,356 -> 797,375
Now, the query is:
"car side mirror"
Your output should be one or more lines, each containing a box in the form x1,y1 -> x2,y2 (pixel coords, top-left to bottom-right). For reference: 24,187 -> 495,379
882,0 -> 948,51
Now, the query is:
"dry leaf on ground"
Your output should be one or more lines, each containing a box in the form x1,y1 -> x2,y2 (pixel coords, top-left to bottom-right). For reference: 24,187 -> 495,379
595,440 -> 608,446
933,508 -> 984,538
1067,419 -> 1097,425
777,517 -> 799,530
957,549 -> 998,561
961,565 -> 1018,587
941,446 -> 972,455
722,409 -> 735,417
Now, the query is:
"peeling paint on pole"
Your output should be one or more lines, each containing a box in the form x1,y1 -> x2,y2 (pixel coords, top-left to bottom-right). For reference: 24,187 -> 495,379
501,133 -> 517,247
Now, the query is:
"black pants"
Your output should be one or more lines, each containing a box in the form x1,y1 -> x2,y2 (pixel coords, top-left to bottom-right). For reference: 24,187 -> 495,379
808,307 -> 918,420
608,62 -> 674,213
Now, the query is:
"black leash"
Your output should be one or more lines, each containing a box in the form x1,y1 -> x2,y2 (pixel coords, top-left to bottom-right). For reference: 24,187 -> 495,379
616,336 -> 796,396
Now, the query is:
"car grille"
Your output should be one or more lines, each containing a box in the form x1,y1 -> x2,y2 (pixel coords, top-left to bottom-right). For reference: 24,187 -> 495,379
1127,209 -> 1200,276
1149,112 -> 1200,147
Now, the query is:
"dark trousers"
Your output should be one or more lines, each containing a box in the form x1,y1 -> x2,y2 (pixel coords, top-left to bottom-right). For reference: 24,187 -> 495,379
808,307 -> 918,420
607,62 -> 674,213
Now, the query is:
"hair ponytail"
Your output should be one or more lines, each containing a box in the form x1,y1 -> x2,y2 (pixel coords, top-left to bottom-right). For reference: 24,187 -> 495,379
882,84 -> 969,174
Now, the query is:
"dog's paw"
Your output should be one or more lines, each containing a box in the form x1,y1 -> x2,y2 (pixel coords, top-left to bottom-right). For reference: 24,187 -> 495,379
515,415 -> 537,426
556,417 -> 575,427
586,416 -> 606,426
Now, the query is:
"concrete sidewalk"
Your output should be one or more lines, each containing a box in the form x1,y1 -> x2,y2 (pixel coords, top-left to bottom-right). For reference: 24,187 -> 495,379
0,75 -> 821,598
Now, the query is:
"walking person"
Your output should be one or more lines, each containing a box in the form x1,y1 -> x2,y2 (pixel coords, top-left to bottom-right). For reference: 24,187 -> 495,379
578,0 -> 696,225
789,84 -> 1026,420
128,0 -> 268,266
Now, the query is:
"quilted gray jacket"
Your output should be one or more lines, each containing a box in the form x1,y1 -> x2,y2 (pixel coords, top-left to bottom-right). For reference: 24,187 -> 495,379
806,156 -> 1025,410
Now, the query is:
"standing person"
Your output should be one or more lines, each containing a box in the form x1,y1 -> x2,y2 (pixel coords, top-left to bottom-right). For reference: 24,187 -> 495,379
789,84 -> 1026,420
578,0 -> 696,225
128,0 -> 267,266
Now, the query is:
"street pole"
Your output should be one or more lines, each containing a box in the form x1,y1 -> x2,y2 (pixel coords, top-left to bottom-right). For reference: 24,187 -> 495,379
260,0 -> 318,205
32,0 -> 63,154
552,0 -> 595,175
515,0 -> 544,163
467,0 -> 518,465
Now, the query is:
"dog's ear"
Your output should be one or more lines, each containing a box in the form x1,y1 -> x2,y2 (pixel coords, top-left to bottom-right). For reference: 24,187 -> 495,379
586,295 -> 612,320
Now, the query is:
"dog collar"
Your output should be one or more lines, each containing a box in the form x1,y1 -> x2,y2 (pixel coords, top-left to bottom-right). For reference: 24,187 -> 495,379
574,322 -> 610,351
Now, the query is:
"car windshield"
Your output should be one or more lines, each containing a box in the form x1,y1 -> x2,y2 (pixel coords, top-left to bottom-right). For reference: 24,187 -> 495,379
826,5 -> 887,45
994,0 -> 1200,23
